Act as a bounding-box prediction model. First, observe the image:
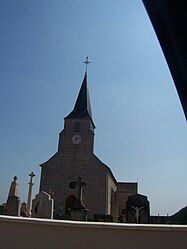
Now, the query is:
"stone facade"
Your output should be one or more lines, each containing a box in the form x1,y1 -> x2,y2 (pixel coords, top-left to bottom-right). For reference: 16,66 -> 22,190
40,117 -> 117,217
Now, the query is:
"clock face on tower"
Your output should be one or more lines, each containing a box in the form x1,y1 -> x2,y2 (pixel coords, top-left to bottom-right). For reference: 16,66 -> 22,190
72,134 -> 81,144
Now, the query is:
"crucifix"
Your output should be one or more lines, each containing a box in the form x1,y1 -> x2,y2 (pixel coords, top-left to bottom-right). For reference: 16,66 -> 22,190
131,206 -> 144,223
26,172 -> 35,217
83,56 -> 91,74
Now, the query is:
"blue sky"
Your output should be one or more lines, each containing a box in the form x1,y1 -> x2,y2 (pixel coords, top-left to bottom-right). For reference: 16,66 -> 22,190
0,0 -> 186,215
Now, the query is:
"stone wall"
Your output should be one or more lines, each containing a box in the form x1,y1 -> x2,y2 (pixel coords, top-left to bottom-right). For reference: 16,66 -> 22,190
1,216 -> 187,249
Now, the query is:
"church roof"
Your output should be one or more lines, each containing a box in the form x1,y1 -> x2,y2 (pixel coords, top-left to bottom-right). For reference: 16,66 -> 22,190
65,73 -> 95,128
93,155 -> 117,185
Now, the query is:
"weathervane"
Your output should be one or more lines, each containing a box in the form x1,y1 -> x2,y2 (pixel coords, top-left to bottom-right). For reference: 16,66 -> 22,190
83,56 -> 90,74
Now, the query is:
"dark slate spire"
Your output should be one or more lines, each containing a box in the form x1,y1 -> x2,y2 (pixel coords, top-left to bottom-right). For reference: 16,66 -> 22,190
65,73 -> 95,128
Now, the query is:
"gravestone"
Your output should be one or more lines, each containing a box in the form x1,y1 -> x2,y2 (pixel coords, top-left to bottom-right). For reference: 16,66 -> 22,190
70,176 -> 89,221
31,191 -> 54,219
126,194 -> 150,223
20,202 -> 27,217
6,176 -> 21,216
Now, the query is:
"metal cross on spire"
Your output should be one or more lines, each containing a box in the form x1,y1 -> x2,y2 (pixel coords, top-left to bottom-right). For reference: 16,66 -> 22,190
83,56 -> 91,74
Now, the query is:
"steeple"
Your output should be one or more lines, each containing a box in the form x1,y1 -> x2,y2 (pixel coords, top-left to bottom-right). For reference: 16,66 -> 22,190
65,72 -> 95,128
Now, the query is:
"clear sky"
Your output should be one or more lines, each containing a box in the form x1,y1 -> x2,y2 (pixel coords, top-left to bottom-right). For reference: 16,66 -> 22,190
0,0 -> 186,216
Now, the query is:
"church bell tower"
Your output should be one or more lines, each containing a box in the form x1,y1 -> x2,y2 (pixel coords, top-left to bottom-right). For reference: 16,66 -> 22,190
58,72 -> 95,156
39,60 -> 118,218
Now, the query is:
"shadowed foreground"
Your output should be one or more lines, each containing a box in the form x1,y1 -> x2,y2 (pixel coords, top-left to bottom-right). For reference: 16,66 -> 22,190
0,215 -> 187,249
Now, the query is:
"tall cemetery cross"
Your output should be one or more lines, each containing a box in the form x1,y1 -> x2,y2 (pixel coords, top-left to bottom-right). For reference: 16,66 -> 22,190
26,172 -> 35,217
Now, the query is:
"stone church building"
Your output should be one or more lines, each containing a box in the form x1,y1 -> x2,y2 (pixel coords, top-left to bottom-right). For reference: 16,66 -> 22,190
39,71 -> 137,221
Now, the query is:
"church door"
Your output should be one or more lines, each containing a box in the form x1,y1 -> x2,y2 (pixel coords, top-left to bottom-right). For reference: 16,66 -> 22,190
65,195 -> 77,215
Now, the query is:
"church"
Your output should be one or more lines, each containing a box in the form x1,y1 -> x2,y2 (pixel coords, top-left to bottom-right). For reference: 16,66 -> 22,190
39,67 -> 138,221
